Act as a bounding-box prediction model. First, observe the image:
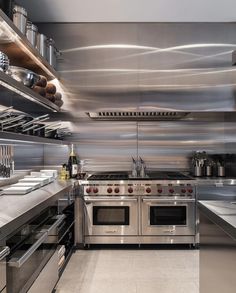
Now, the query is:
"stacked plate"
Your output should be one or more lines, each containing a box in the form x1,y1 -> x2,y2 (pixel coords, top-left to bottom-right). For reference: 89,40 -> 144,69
3,169 -> 57,195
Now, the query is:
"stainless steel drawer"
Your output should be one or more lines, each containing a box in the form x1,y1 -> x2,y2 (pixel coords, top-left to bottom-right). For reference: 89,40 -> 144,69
0,247 -> 10,292
28,250 -> 58,293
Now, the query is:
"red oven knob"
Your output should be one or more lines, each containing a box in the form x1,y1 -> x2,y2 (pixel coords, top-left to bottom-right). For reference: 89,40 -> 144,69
169,189 -> 175,194
114,187 -> 120,193
146,187 -> 151,193
158,189 -> 163,194
128,187 -> 133,193
107,187 -> 113,194
188,189 -> 193,194
93,187 -> 98,194
86,187 -> 92,194
181,189 -> 186,193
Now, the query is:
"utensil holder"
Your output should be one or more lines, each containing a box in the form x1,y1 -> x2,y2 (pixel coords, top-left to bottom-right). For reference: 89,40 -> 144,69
217,166 -> 225,177
194,166 -> 204,177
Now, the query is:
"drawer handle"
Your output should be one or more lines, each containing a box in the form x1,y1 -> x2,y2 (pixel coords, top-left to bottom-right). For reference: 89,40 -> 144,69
0,246 -> 10,260
8,231 -> 48,268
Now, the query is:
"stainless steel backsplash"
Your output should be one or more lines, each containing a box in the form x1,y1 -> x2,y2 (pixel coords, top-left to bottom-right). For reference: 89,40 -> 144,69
38,23 -> 236,172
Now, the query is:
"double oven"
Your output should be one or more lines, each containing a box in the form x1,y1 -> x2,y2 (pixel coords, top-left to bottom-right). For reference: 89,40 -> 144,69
83,182 -> 196,245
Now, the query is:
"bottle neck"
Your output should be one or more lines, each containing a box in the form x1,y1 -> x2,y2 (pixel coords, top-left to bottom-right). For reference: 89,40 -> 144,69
70,144 -> 76,157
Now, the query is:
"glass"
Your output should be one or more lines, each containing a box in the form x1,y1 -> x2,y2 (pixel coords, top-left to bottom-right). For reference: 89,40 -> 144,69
93,206 -> 129,225
150,206 -> 187,226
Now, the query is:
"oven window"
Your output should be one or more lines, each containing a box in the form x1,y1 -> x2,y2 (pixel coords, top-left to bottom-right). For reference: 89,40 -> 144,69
150,206 -> 187,226
93,206 -> 129,225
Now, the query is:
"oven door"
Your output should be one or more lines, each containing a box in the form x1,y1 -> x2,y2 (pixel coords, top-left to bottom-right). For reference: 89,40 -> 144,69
141,197 -> 196,236
84,196 -> 138,236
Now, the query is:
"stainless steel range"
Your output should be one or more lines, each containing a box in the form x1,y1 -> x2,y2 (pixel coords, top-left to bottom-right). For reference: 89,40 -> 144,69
81,171 -> 197,245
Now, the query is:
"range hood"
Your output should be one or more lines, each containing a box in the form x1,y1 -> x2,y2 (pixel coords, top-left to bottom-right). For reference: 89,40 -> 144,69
86,111 -> 190,121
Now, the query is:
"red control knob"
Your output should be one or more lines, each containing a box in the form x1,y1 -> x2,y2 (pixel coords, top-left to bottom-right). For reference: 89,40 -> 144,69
128,187 -> 133,193
114,187 -> 120,193
93,187 -> 98,194
169,189 -> 175,194
146,187 -> 151,194
181,189 -> 186,193
86,187 -> 92,194
188,189 -> 193,194
107,187 -> 113,194
158,189 -> 163,194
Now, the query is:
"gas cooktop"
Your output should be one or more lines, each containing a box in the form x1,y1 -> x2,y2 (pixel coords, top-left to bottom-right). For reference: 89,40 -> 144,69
87,171 -> 193,180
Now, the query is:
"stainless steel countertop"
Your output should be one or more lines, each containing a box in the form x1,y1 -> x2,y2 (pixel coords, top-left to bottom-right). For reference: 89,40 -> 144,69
198,201 -> 236,240
0,179 -> 73,240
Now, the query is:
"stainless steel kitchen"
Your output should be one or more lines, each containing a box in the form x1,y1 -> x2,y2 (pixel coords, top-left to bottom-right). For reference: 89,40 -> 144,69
0,0 -> 236,293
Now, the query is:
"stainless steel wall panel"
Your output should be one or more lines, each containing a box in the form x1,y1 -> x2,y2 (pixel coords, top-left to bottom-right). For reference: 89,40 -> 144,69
14,145 -> 44,170
37,23 -> 236,171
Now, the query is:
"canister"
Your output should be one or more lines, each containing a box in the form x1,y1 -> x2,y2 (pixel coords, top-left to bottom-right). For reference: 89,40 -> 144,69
26,21 -> 38,47
47,38 -> 60,69
37,33 -> 47,59
13,5 -> 27,35
217,166 -> 225,177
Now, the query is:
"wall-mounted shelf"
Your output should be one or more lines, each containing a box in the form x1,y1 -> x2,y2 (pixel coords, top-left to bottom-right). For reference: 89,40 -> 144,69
0,131 -> 70,145
0,71 -> 60,114
0,9 -> 59,81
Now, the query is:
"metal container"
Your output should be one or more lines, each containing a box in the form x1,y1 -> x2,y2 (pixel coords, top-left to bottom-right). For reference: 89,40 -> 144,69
0,51 -> 9,72
8,66 -> 40,88
47,38 -> 58,69
217,166 -> 225,177
26,21 -> 38,47
194,166 -> 204,177
12,5 -> 27,35
37,34 -> 47,59
205,165 -> 213,177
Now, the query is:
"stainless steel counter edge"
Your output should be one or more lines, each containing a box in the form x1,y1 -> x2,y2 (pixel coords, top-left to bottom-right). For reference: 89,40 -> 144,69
79,178 -> 236,186
198,201 -> 236,241
0,179 -> 74,241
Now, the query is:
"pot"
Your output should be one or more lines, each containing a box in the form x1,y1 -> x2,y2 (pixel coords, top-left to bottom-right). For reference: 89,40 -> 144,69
8,66 -> 40,88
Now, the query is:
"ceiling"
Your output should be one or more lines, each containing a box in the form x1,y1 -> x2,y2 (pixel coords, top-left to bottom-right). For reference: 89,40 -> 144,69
17,0 -> 236,23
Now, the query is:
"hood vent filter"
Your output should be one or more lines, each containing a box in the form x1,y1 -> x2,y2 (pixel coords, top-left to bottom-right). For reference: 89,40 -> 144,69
87,111 -> 189,121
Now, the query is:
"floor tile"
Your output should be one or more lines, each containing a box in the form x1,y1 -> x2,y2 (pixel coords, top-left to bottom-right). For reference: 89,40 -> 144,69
56,248 -> 199,293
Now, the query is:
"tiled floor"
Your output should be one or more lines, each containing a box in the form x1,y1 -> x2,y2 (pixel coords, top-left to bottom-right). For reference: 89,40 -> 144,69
56,247 -> 199,293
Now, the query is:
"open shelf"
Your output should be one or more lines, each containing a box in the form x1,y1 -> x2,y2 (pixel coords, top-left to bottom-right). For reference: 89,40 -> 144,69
0,71 -> 60,113
0,9 -> 59,81
0,131 -> 70,145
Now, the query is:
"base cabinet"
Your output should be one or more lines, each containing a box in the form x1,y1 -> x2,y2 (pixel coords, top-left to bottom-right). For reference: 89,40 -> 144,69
28,250 -> 58,293
199,211 -> 236,293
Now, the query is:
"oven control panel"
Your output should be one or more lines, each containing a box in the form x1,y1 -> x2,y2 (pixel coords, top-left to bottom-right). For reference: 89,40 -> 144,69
83,184 -> 196,197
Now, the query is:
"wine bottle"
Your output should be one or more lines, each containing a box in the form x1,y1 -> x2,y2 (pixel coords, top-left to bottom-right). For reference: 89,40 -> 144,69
68,144 -> 78,178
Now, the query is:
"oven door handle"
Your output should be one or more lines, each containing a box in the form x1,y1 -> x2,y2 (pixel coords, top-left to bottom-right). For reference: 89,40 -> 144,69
0,246 -> 10,260
8,231 -> 48,268
84,198 -> 138,203
142,198 -> 195,203
47,214 -> 66,234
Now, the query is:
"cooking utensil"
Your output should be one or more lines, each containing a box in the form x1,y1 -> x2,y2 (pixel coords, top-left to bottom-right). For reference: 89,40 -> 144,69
8,66 -> 40,88
12,4 -> 27,35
